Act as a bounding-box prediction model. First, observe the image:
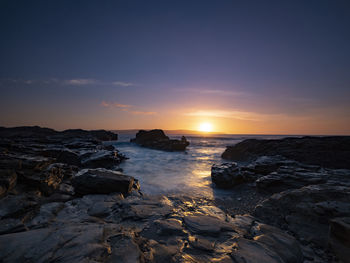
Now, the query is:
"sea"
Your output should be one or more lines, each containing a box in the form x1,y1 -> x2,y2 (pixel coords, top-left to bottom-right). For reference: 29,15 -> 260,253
112,133 -> 295,199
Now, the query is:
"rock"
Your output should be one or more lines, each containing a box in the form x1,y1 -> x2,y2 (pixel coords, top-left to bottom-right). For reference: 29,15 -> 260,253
107,233 -> 144,263
0,224 -> 119,262
71,168 -> 134,196
251,222 -> 303,263
329,217 -> 350,263
0,218 -> 26,235
231,238 -> 284,263
39,163 -> 65,195
211,163 -> 244,188
154,218 -> 184,236
0,169 -> 17,197
130,129 -> 189,151
184,214 -> 234,236
221,136 -> 350,169
56,149 -> 81,166
0,194 -> 38,220
256,169 -> 328,193
0,126 -> 118,141
80,150 -> 123,168
254,184 -> 350,248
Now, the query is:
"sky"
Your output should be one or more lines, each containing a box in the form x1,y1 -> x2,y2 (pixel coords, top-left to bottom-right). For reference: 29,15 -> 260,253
1,0 -> 350,134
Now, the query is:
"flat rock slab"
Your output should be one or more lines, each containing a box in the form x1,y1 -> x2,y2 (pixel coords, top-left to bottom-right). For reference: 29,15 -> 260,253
184,214 -> 234,236
72,168 -> 134,196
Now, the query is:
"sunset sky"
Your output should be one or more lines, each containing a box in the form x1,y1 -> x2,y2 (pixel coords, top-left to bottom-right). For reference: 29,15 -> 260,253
1,0 -> 350,134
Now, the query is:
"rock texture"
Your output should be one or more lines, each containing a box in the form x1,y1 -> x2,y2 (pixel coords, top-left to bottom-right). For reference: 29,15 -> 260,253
222,136 -> 350,169
131,129 -> 189,151
72,168 -> 134,196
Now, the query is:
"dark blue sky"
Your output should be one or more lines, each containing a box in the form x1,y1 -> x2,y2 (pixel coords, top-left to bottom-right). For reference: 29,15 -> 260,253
1,0 -> 349,134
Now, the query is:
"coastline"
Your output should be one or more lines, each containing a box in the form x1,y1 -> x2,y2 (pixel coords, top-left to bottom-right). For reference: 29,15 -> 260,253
0,126 -> 349,262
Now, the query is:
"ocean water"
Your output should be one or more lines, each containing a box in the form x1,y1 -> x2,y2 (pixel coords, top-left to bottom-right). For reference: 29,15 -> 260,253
113,134 -> 291,199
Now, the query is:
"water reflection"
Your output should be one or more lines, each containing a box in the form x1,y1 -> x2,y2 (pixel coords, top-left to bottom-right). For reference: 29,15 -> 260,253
115,141 -> 225,199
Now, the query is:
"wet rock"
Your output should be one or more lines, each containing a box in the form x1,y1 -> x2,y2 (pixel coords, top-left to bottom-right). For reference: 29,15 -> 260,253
56,149 -> 81,166
211,163 -> 244,188
155,218 -> 184,236
189,235 -> 214,251
222,136 -> 350,169
256,170 -> 328,193
329,217 -> 350,263
0,169 -> 17,197
80,150 -> 123,168
130,129 -> 189,151
251,223 -> 303,263
107,233 -> 144,263
184,214 -> 234,236
0,194 -> 38,220
71,168 -> 134,196
0,224 -> 117,262
0,218 -> 26,235
254,184 -> 350,248
231,238 -> 285,263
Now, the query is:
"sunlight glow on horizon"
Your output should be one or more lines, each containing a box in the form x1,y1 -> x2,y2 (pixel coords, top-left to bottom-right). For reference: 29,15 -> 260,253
198,122 -> 213,133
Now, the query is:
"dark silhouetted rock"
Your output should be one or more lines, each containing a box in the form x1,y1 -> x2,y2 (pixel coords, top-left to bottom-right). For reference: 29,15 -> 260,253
254,184 -> 350,248
80,150 -> 124,168
0,170 -> 17,197
211,163 -> 244,188
71,168 -> 134,196
56,149 -> 81,166
222,136 -> 350,169
0,126 -> 118,141
329,217 -> 350,263
130,129 -> 189,151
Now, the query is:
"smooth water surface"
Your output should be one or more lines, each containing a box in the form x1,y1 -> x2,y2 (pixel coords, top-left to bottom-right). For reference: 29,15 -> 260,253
114,134 -> 289,198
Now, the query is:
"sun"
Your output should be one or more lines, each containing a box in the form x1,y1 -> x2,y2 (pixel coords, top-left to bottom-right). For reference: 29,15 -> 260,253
198,122 -> 213,132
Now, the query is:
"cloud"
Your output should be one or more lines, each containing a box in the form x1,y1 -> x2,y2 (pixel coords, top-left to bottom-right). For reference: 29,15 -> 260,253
112,81 -> 134,87
175,88 -> 247,97
100,101 -> 156,115
130,111 -> 157,115
101,101 -> 132,108
65,79 -> 97,85
184,109 -> 283,121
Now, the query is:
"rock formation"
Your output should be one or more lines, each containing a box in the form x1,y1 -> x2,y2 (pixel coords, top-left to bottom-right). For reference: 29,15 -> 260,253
130,129 -> 190,151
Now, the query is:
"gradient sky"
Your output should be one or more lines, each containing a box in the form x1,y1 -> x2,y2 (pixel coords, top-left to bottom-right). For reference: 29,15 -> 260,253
1,0 -> 350,134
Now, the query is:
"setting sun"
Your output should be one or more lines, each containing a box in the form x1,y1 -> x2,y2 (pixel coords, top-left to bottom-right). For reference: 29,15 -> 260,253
198,122 -> 213,132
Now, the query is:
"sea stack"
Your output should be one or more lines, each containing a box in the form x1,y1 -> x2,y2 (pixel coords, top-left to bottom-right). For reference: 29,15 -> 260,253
130,129 -> 189,151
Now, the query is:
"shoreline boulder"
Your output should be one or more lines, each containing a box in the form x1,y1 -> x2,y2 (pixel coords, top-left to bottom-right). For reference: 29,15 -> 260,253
130,129 -> 189,151
71,168 -> 134,196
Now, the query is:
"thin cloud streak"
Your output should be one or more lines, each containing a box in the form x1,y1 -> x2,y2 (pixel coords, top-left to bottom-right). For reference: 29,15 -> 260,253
175,88 -> 248,97
101,101 -> 132,108
130,111 -> 157,115
185,109 -> 284,121
100,101 -> 156,115
112,81 -> 134,87
65,79 -> 97,85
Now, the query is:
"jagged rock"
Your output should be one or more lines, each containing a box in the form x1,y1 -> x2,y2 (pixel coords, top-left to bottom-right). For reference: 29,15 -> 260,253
107,233 -> 144,263
71,168 -> 134,196
254,184 -> 350,248
0,194 -> 38,220
56,149 -> 81,166
0,169 -> 17,197
0,224 -> 120,262
211,163 -> 244,188
80,150 -> 123,168
256,169 -> 328,193
329,217 -> 350,263
130,129 -> 189,151
222,136 -> 350,169
0,218 -> 26,235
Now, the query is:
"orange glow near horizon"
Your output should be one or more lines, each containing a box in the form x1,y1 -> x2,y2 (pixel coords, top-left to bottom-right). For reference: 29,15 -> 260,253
198,122 -> 213,132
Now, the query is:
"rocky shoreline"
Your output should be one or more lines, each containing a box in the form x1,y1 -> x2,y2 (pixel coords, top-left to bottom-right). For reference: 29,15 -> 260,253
0,127 -> 349,262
